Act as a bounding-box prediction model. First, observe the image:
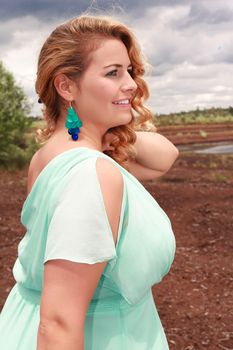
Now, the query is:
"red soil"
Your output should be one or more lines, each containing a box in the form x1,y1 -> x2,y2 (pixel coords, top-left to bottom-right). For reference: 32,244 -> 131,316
158,123 -> 233,145
0,124 -> 233,349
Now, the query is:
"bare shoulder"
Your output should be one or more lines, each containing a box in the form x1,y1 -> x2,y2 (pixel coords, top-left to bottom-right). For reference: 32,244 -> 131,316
27,142 -> 61,193
95,157 -> 124,246
27,148 -> 46,194
95,157 -> 124,202
28,143 -> 50,172
95,157 -> 123,185
28,148 -> 41,169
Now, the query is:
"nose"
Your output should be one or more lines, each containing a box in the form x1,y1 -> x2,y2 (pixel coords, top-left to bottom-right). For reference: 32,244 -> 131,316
121,71 -> 137,94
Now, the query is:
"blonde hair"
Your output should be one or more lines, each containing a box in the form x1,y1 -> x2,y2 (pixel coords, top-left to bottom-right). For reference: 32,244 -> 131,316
35,14 -> 157,169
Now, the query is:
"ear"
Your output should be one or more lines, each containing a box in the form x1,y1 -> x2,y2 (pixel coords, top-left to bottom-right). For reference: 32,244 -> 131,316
54,74 -> 75,101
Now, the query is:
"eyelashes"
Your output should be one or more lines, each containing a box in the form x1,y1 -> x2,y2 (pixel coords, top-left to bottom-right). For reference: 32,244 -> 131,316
106,69 -> 116,76
106,69 -> 134,77
106,69 -> 117,76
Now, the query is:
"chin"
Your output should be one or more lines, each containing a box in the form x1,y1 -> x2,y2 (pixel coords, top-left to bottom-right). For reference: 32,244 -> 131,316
118,114 -> 133,126
108,113 -> 132,128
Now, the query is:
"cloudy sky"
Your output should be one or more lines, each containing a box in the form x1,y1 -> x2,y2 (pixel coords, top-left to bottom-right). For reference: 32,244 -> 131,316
1,0 -> 233,116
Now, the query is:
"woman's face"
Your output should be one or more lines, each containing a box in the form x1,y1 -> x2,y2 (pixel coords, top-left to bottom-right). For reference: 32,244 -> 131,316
73,38 -> 137,132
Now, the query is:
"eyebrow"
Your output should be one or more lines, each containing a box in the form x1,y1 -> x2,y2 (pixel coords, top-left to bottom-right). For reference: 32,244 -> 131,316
103,63 -> 133,69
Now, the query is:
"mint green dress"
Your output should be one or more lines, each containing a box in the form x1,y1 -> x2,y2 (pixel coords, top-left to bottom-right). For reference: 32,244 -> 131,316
0,147 -> 176,349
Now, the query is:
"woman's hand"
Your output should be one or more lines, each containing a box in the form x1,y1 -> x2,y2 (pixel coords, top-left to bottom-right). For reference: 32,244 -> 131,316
102,131 -> 119,152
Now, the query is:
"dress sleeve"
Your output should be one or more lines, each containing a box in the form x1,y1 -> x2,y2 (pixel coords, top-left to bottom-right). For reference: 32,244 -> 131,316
44,157 -> 120,265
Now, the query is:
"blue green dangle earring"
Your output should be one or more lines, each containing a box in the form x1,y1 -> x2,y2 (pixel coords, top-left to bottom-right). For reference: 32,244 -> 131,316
65,101 -> 83,141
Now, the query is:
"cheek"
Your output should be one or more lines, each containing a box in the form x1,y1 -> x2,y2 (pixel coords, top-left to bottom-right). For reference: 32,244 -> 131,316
86,79 -> 116,102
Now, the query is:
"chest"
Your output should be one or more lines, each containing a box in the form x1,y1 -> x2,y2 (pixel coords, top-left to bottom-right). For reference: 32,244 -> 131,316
103,176 -> 176,304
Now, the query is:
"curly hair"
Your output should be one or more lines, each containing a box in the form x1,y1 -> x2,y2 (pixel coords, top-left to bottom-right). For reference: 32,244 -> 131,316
35,14 -> 157,170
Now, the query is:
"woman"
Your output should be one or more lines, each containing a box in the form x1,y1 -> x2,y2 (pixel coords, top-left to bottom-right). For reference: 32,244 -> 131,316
0,14 -> 178,349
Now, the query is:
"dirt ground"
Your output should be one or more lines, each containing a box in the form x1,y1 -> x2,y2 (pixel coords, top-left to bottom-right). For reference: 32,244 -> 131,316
157,123 -> 233,146
0,142 -> 233,349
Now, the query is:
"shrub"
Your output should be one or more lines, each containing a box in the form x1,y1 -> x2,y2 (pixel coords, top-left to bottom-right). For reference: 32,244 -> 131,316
0,61 -> 33,168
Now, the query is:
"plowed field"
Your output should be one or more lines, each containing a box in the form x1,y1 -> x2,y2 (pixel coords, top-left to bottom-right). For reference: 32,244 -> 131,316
1,124 -> 233,349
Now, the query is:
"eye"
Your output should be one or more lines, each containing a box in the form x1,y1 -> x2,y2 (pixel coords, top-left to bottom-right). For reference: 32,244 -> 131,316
106,69 -> 118,76
106,68 -> 134,77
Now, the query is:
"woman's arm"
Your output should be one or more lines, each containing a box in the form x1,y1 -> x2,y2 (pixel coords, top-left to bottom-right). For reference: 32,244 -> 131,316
37,159 -> 124,350
127,131 -> 179,181
133,131 -> 179,172
102,130 -> 179,181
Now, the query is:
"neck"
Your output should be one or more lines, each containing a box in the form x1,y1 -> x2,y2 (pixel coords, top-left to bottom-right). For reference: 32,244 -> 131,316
52,123 -> 103,152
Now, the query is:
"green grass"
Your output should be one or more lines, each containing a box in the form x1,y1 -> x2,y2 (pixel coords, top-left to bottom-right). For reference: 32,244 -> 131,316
207,173 -> 230,182
153,107 -> 233,126
31,120 -> 46,129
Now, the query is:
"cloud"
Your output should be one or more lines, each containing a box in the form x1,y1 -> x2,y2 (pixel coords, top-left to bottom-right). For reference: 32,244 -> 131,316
125,2 -> 233,113
0,0 -> 90,21
0,15 -> 59,113
183,1 -> 233,27
0,0 -> 232,115
145,62 -> 233,114
130,3 -> 233,69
